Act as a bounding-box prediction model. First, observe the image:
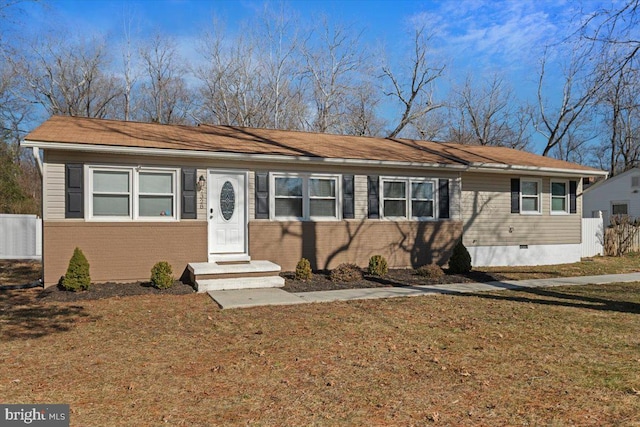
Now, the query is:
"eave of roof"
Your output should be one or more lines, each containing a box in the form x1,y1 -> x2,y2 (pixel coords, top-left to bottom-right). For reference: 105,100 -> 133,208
21,115 -> 608,177
21,139 -> 608,177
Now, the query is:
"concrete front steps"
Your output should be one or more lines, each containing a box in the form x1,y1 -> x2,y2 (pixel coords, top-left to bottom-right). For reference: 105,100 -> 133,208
188,259 -> 284,292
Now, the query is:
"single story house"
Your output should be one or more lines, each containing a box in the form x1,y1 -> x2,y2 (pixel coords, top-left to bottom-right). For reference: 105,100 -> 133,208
583,168 -> 638,225
22,116 -> 607,291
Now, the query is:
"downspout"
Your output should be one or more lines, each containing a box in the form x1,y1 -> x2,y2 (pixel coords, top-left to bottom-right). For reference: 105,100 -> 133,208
32,146 -> 43,176
31,146 -> 44,286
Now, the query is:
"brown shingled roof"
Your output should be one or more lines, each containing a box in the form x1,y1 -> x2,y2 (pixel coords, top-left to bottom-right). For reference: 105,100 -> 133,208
25,115 -> 604,174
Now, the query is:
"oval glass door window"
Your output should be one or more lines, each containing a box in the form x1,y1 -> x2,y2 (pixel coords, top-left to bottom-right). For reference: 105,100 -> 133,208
220,181 -> 235,221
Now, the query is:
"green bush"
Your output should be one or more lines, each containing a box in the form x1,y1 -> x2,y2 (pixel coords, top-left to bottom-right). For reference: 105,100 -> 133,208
295,258 -> 312,281
330,263 -> 363,282
61,247 -> 91,291
367,255 -> 388,277
448,240 -> 472,274
151,261 -> 174,289
416,264 -> 444,279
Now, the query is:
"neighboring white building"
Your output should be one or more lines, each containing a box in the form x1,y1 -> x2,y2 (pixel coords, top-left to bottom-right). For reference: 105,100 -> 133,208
582,168 -> 640,225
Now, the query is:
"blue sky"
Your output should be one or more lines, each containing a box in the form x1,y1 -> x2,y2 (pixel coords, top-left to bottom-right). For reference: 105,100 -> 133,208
8,0 -> 613,153
21,0 -> 588,74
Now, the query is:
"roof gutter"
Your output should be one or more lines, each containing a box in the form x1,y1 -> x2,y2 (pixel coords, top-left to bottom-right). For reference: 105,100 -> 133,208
465,163 -> 608,178
21,139 -> 608,177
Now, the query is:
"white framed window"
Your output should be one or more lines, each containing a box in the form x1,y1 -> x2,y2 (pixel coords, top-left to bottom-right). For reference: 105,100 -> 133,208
309,177 -> 337,219
382,180 -> 407,218
381,177 -> 436,220
611,201 -> 628,216
520,178 -> 541,214
550,180 -> 569,214
274,176 -> 303,219
411,181 -> 435,218
88,166 -> 178,220
138,170 -> 176,218
92,169 -> 132,217
271,173 -> 340,220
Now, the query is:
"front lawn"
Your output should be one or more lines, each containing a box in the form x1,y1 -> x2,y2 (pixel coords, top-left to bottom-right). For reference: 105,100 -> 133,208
1,282 -> 639,425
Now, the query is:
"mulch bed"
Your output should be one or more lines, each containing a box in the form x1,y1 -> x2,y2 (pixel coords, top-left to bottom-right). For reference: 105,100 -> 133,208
282,268 -> 501,292
36,281 -> 196,303
30,268 -> 505,303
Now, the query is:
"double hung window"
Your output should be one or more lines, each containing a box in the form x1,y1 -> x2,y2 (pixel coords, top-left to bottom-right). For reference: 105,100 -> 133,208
381,177 -> 436,219
520,179 -> 541,214
551,180 -> 568,214
272,174 -> 339,220
92,170 -> 131,217
89,166 -> 177,220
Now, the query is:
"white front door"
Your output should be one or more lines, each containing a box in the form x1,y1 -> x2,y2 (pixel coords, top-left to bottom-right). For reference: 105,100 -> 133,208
208,171 -> 247,257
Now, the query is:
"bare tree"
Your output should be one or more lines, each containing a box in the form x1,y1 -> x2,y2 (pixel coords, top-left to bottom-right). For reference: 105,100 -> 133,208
120,7 -> 141,121
138,33 -> 192,124
596,51 -> 640,175
257,3 -> 306,130
534,43 -> 603,157
579,0 -> 640,74
343,80 -> 385,136
382,25 -> 445,139
447,74 -> 530,149
300,19 -> 367,133
195,24 -> 270,127
10,32 -> 122,119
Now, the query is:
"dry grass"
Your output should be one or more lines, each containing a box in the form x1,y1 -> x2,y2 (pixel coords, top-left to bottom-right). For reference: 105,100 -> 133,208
1,282 -> 639,426
0,260 -> 41,286
476,252 -> 640,281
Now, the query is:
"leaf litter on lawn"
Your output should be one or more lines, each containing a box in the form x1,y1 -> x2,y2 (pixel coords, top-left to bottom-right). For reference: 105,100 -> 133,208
1,282 -> 640,426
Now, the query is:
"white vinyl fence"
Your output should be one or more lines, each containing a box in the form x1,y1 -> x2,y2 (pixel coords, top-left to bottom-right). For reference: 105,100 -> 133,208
0,214 -> 42,260
582,215 -> 604,257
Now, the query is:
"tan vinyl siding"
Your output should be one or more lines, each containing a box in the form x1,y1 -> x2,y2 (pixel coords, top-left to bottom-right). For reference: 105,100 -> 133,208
450,176 -> 462,221
197,168 -> 207,220
44,150 -> 461,222
248,170 -> 255,220
354,175 -> 368,219
461,173 -> 582,246
43,161 -> 65,220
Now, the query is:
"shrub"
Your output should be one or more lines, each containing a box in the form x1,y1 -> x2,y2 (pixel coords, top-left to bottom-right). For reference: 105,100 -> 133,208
367,255 -> 389,277
448,240 -> 472,274
295,258 -> 312,281
416,264 -> 444,279
61,247 -> 91,291
151,261 -> 174,289
330,263 -> 363,282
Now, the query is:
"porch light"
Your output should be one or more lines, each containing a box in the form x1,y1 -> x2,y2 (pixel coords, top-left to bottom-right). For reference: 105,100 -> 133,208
197,175 -> 206,191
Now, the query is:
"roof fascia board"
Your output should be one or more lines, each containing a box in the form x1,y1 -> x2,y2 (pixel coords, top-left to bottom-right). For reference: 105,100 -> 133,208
465,164 -> 608,178
22,139 -> 607,177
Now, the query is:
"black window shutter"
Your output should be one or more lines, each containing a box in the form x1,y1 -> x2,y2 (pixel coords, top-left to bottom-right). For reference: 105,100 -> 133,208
181,168 -> 197,219
65,164 -> 84,218
569,180 -> 577,214
255,172 -> 270,219
438,178 -> 450,219
343,175 -> 355,219
367,175 -> 379,219
511,178 -> 520,214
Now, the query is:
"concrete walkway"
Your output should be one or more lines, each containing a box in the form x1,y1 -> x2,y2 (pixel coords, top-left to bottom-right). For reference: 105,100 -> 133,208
207,272 -> 640,309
